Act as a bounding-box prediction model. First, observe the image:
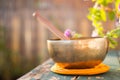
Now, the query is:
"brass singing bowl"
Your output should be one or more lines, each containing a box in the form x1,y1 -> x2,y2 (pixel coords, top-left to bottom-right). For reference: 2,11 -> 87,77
47,37 -> 108,69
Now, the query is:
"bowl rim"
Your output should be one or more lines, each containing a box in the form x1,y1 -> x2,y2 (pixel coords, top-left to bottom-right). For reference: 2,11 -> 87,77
47,37 -> 109,59
47,37 -> 108,41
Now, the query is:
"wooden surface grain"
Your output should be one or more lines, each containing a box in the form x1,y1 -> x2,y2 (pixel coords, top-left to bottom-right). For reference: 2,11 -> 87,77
18,50 -> 120,80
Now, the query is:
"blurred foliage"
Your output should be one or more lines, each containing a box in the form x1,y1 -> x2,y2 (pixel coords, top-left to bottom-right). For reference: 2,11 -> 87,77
88,0 -> 120,48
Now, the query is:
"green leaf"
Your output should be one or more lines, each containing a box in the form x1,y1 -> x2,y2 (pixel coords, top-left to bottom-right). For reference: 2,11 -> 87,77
100,9 -> 106,21
109,28 -> 120,38
115,0 -> 120,10
87,0 -> 119,48
108,11 -> 116,20
88,8 -> 106,22
96,0 -> 113,6
92,21 -> 102,28
107,37 -> 118,48
72,33 -> 82,39
106,28 -> 120,48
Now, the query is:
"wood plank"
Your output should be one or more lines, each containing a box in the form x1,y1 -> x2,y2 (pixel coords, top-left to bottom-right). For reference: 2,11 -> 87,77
118,50 -> 120,64
77,50 -> 120,80
18,51 -> 120,80
17,59 -> 77,80
11,15 -> 20,52
103,50 -> 120,68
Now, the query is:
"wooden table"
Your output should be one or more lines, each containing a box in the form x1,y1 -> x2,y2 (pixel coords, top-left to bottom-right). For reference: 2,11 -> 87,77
18,50 -> 120,80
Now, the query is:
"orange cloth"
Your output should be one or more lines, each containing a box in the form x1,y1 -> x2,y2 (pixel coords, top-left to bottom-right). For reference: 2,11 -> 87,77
51,63 -> 110,75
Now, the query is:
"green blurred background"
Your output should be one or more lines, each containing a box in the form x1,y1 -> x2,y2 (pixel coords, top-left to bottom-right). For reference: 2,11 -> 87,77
0,0 -> 120,80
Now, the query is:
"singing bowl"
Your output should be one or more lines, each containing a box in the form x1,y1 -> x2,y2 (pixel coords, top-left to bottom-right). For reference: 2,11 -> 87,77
47,37 -> 108,69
